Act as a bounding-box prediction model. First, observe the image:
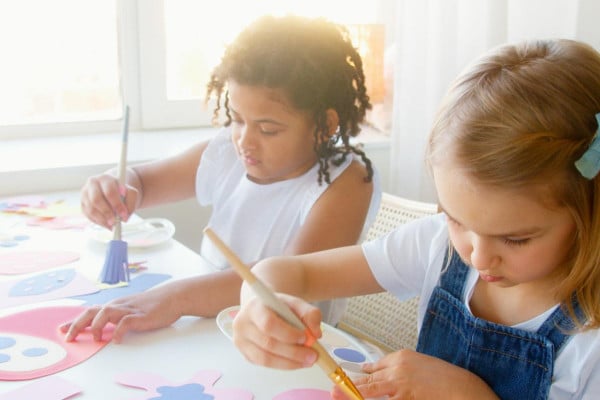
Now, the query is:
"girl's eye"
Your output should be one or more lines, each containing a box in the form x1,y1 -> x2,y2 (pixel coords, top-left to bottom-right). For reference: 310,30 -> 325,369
503,237 -> 530,246
258,125 -> 278,135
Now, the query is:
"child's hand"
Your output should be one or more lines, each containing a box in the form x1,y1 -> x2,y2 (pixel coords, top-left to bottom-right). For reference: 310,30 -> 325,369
60,283 -> 182,343
331,349 -> 499,400
81,172 -> 139,229
232,293 -> 323,370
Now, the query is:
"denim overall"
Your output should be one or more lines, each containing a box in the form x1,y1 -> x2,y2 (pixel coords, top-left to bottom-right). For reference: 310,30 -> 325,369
416,250 -> 581,400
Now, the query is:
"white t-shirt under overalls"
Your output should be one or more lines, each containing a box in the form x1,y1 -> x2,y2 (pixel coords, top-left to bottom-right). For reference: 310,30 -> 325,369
363,213 -> 600,399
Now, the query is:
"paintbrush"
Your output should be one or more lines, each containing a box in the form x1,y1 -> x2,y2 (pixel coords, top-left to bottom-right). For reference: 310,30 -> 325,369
203,228 -> 365,400
99,105 -> 131,285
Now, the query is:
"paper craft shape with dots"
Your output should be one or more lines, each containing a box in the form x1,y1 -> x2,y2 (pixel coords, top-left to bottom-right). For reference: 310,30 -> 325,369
0,305 -> 113,381
116,370 -> 253,400
0,268 -> 98,309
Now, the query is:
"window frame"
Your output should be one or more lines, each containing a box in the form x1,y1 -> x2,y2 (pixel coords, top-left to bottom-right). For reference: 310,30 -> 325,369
0,0 -> 394,138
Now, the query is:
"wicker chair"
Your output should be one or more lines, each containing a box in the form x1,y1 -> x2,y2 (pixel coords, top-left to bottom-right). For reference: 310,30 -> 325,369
336,193 -> 438,353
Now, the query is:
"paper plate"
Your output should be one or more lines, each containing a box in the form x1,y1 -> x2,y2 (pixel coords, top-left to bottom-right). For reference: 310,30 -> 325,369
88,218 -> 175,248
215,305 -> 379,369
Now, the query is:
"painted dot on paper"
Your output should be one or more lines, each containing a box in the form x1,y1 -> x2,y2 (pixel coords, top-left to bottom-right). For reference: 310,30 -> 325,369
22,347 -> 48,357
333,347 -> 366,363
0,333 -> 67,372
0,337 -> 16,350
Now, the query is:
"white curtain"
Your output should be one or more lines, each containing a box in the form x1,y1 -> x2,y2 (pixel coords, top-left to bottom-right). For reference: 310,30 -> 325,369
388,0 -> 600,202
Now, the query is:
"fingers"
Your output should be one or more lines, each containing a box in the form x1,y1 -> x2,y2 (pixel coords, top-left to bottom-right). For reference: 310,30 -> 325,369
61,306 -> 103,342
62,304 -> 134,343
282,293 -> 323,339
80,173 -> 139,229
232,299 -> 319,370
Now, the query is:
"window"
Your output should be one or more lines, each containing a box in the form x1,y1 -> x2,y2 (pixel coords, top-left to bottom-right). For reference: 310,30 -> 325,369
0,0 -> 395,138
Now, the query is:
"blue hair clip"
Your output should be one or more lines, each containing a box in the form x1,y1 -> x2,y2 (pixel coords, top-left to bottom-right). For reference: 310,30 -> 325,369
575,113 -> 600,180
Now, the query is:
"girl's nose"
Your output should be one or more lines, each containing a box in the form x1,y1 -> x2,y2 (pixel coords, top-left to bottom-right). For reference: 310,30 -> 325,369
469,236 -> 499,271
236,125 -> 256,150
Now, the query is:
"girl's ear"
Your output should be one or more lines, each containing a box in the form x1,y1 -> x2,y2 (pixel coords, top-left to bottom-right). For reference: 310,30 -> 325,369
325,109 -> 340,137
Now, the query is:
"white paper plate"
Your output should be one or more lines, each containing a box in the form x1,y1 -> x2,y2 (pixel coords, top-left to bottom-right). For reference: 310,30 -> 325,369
88,218 -> 175,248
216,305 -> 379,368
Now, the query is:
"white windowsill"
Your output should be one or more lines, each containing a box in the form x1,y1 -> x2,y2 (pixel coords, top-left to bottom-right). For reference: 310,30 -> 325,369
0,126 -> 390,197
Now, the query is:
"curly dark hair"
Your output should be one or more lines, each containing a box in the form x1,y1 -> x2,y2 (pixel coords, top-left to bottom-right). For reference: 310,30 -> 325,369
205,15 -> 374,184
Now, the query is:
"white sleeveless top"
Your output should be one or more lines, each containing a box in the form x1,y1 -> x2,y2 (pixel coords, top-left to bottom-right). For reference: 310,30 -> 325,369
196,127 -> 381,323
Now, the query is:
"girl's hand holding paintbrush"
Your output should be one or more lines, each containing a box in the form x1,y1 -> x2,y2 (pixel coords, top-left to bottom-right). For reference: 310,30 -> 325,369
233,292 -> 324,369
80,168 -> 141,230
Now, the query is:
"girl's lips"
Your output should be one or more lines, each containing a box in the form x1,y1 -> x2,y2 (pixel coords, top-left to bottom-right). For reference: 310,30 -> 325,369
480,273 -> 502,283
241,154 -> 259,166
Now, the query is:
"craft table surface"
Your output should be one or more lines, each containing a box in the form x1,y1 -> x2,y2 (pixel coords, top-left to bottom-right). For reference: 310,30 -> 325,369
0,191 -> 334,399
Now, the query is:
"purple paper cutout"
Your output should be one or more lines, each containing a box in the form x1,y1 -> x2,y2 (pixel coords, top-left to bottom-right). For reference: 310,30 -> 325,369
10,269 -> 76,297
0,269 -> 98,309
69,273 -> 171,305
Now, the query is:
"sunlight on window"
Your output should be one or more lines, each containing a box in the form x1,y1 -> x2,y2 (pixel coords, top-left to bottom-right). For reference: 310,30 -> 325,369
164,0 -> 384,102
0,0 -> 121,126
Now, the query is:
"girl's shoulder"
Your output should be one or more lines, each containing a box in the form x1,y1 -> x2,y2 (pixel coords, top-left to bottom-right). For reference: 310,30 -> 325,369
553,326 -> 600,397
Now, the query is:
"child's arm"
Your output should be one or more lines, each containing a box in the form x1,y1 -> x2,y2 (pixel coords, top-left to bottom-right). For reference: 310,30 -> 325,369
62,268 -> 244,342
233,246 -> 383,369
283,160 -> 374,255
81,141 -> 209,229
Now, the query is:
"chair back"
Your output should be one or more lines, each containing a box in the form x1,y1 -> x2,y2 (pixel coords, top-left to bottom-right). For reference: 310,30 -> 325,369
337,193 -> 438,353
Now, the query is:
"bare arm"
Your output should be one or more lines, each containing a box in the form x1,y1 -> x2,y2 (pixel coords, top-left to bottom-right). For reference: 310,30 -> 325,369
62,268 -> 242,343
133,141 -> 209,208
242,244 -> 383,305
283,160 -> 374,255
81,141 -> 209,229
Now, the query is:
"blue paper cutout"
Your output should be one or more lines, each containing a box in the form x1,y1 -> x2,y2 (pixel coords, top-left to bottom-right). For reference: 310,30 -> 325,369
9,269 -> 76,297
150,383 -> 214,400
69,273 -> 171,305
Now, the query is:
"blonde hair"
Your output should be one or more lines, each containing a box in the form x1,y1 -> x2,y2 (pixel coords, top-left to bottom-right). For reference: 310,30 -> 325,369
426,39 -> 600,330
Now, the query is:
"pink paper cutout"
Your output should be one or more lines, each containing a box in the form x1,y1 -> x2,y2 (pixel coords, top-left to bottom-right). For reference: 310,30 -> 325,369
0,305 -> 114,381
0,375 -> 82,400
116,370 -> 253,400
273,388 -> 331,399
0,268 -> 98,309
27,216 -> 89,230
0,251 -> 80,275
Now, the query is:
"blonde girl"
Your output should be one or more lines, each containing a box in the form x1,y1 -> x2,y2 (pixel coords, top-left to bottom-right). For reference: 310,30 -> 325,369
232,39 -> 600,399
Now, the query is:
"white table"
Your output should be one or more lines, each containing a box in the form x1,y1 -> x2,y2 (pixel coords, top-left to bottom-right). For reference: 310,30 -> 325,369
0,191 -> 370,399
